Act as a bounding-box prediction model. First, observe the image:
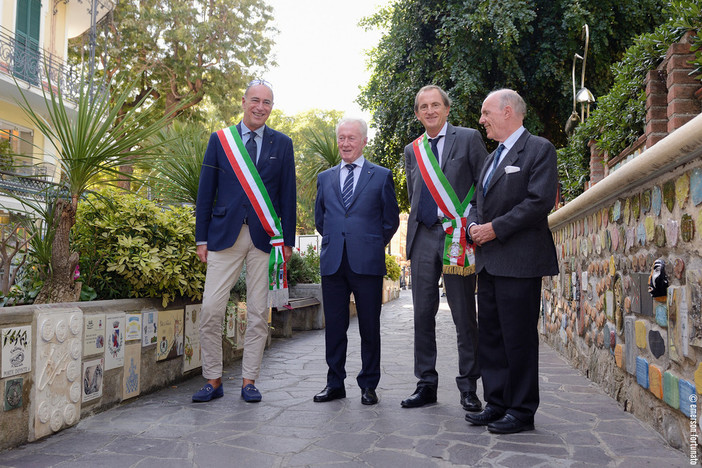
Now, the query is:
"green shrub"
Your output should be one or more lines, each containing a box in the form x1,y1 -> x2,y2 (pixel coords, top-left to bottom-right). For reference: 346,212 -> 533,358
287,244 -> 320,285
385,254 -> 401,281
73,188 -> 205,306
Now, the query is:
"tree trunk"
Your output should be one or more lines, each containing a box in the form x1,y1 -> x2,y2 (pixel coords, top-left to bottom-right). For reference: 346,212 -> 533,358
34,198 -> 80,304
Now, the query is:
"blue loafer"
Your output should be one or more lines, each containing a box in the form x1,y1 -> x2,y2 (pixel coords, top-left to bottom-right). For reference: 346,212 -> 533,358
192,383 -> 223,402
241,384 -> 262,402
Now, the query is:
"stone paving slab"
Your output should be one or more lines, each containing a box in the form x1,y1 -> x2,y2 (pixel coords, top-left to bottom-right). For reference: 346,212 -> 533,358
0,290 -> 690,467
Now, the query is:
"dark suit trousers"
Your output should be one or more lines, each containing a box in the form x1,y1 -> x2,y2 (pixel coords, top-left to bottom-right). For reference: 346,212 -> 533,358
477,271 -> 541,422
321,248 -> 383,390
410,223 -> 479,393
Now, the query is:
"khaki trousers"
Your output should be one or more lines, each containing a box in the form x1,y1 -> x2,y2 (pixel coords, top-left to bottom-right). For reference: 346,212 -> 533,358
199,225 -> 270,381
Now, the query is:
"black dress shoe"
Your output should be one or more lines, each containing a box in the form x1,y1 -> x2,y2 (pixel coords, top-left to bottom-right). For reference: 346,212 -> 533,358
313,386 -> 346,402
460,391 -> 482,412
361,388 -> 378,405
465,406 -> 505,425
400,387 -> 437,408
487,413 -> 535,434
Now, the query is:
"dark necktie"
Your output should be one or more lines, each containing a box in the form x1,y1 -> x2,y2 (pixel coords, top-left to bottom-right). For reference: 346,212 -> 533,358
245,131 -> 258,164
342,163 -> 356,208
417,136 -> 443,227
483,143 -> 505,196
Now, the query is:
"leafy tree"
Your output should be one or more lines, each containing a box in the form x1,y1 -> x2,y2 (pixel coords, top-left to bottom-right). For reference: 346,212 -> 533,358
70,0 -> 276,121
360,0 -> 668,210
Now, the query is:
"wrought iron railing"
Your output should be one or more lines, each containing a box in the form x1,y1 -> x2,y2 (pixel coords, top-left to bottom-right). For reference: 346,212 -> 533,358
0,25 -> 81,101
0,170 -> 63,203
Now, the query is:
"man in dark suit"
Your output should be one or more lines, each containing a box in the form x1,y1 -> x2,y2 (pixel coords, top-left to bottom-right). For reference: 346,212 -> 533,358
313,118 -> 400,405
401,85 -> 487,411
466,89 -> 559,434
192,80 -> 296,403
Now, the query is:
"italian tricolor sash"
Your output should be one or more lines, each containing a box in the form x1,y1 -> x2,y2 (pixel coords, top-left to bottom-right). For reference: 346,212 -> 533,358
216,125 -> 288,307
412,134 -> 476,276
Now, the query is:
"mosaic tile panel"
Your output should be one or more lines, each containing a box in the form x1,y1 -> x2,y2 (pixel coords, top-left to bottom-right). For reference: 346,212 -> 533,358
664,371 -> 680,409
655,303 -> 668,327
614,344 -> 623,368
676,173 -> 690,210
648,330 -> 665,359
691,167 -> 702,205
652,185 -> 662,216
635,320 -> 648,349
636,357 -> 649,388
649,364 -> 663,399
678,379 -> 697,418
663,180 -> 675,214
624,317 -> 636,375
4,378 -> 22,411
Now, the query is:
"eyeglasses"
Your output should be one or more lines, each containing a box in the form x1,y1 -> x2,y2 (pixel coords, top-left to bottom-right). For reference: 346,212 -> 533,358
247,79 -> 273,88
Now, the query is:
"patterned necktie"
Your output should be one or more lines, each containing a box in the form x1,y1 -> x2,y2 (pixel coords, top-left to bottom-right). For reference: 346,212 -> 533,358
342,163 -> 356,208
245,131 -> 258,164
483,143 -> 505,196
417,136 -> 443,226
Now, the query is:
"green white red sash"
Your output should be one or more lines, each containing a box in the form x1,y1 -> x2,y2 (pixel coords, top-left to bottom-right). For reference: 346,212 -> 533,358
216,125 -> 288,307
412,133 -> 475,276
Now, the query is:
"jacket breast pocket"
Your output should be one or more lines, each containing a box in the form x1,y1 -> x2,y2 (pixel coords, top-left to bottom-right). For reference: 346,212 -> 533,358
213,207 -> 227,217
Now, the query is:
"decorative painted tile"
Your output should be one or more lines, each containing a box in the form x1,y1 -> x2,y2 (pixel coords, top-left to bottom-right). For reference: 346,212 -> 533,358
609,256 -> 616,277
695,363 -> 702,393
623,197 -> 630,224
678,379 -> 697,417
624,317 -> 636,375
649,364 -> 663,399
676,173 -> 690,210
610,329 -> 616,353
652,185 -> 662,216
636,273 -> 654,317
635,320 -> 648,348
665,219 -> 679,247
663,180 -> 675,214
645,217 -> 655,243
632,194 -> 641,220
668,286 -> 686,363
614,276 -> 623,335
691,168 -> 702,205
602,207 -> 609,227
612,200 -> 621,222
4,378 -> 22,411
655,302 -> 668,327
605,228 -> 612,252
674,258 -> 685,280
636,357 -> 649,388
681,214 -> 695,242
596,209 -> 602,228
605,290 -> 614,321
642,189 -> 652,213
626,227 -> 635,251
648,330 -> 665,358
654,224 -> 666,247
664,371 -> 680,409
615,344 -> 624,368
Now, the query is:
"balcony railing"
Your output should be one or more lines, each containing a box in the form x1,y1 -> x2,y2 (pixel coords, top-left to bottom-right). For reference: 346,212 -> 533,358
0,170 -> 63,203
0,25 -> 81,101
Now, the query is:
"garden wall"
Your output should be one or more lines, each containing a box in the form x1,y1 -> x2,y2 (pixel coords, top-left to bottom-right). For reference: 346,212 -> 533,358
0,297 -> 243,452
545,112 -> 702,452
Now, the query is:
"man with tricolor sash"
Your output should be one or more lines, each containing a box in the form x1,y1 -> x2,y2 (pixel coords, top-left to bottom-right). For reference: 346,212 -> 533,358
193,80 -> 296,403
401,85 -> 488,412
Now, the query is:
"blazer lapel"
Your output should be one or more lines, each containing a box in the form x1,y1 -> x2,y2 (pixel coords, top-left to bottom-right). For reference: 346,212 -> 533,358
348,162 -> 374,209
257,125 -> 272,170
489,131 -> 528,191
440,124 -> 456,171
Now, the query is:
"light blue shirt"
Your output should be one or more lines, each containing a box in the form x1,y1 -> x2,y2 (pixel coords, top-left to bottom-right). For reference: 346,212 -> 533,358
339,156 -> 365,192
240,121 -> 264,163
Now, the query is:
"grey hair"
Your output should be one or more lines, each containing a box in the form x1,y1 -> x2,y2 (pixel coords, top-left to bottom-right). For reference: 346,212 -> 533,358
336,118 -> 368,139
486,89 -> 526,117
414,85 -> 452,112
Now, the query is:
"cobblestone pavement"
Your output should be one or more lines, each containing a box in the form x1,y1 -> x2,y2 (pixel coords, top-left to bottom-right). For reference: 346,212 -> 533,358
0,290 -> 690,467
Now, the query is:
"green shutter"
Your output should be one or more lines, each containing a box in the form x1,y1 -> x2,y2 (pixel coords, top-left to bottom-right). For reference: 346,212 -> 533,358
14,0 -> 41,84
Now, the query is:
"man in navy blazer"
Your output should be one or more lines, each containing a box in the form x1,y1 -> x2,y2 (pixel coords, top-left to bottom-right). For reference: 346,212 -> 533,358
467,89 -> 559,434
193,81 -> 296,403
313,118 -> 399,405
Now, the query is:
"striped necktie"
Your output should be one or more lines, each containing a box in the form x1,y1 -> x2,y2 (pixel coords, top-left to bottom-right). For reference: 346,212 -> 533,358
483,143 -> 505,196
342,163 -> 356,208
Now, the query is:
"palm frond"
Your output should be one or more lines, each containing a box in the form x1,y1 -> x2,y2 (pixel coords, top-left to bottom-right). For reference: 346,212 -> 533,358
298,128 -> 339,205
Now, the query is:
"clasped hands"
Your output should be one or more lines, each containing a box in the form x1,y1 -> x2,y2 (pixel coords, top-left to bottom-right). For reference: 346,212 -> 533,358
469,222 -> 496,247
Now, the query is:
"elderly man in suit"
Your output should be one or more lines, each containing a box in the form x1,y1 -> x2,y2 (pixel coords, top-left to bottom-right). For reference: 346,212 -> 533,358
193,80 -> 296,403
313,117 -> 400,405
401,85 -> 487,411
466,89 -> 559,434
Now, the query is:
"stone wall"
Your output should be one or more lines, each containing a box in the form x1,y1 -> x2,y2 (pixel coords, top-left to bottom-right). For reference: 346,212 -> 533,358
0,298 -> 243,452
545,112 -> 702,452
